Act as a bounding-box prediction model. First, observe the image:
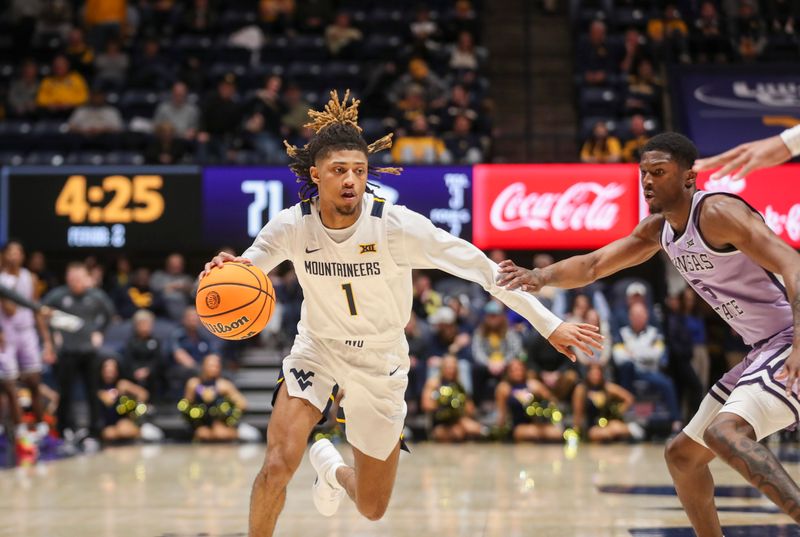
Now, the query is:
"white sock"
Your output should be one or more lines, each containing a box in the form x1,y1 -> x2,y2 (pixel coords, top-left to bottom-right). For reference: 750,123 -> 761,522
326,462 -> 346,490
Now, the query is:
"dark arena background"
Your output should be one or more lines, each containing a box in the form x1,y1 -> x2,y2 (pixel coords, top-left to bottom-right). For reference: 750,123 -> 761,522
0,1 -> 799,536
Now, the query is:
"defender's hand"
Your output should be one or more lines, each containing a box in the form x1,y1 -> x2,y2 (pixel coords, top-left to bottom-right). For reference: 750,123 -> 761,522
776,348 -> 800,397
693,135 -> 792,181
199,252 -> 252,279
497,260 -> 545,292
547,323 -> 604,362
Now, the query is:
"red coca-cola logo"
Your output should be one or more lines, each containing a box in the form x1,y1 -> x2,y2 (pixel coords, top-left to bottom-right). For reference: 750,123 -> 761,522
473,164 -> 640,249
489,182 -> 625,232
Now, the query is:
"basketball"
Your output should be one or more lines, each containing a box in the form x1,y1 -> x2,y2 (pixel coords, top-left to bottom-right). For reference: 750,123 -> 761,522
195,262 -> 275,340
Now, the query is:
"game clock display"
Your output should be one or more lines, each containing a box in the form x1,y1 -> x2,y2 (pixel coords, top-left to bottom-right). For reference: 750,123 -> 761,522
2,166 -> 203,251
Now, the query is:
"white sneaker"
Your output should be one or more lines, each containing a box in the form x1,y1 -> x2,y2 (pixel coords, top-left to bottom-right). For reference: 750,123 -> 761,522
309,439 -> 345,517
140,423 -> 165,442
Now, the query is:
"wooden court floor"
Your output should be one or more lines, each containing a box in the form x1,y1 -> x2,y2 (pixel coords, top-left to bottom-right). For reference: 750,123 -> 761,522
2,442 -> 799,537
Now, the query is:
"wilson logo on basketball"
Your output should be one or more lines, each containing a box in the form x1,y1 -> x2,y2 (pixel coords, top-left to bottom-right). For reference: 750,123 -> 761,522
205,291 -> 221,309
204,315 -> 251,334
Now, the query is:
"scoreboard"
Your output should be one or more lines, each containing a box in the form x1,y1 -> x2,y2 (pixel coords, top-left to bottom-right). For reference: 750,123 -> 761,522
2,166 -> 203,251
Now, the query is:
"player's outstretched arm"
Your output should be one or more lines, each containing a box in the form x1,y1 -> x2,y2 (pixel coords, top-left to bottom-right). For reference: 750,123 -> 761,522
393,207 -> 604,360
699,196 -> 800,394
692,125 -> 800,181
497,215 -> 664,293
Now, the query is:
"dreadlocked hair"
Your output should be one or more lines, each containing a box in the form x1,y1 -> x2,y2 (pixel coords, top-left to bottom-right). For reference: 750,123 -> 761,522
284,89 -> 402,200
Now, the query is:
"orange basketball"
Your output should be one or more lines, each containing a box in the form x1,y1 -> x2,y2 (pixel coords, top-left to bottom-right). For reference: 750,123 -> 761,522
196,262 -> 275,340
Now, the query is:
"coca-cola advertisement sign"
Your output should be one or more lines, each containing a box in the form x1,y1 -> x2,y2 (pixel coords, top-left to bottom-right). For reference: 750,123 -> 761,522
696,164 -> 800,248
473,164 -> 641,249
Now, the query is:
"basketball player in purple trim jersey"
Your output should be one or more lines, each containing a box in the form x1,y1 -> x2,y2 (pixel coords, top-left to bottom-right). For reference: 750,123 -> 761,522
498,132 -> 800,537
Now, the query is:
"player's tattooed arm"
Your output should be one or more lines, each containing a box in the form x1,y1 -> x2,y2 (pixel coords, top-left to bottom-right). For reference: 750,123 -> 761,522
700,196 -> 800,394
706,415 -> 800,522
497,215 -> 663,292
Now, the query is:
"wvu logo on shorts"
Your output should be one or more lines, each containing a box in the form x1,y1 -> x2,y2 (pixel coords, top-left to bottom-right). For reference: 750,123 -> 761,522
290,368 -> 315,391
359,243 -> 377,254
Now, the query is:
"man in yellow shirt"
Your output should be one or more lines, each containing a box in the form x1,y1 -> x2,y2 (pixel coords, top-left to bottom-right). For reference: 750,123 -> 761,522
391,116 -> 448,163
36,55 -> 89,116
580,121 -> 622,163
84,0 -> 127,49
622,115 -> 651,163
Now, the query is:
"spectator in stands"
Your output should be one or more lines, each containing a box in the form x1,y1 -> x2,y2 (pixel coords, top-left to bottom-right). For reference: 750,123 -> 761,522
574,309 -> 612,366
84,0 -> 126,49
647,3 -> 691,63
145,121 -> 188,164
256,0 -> 294,36
427,306 -> 473,395
36,55 -> 89,116
33,0 -> 73,44
438,84 -> 479,132
496,359 -> 563,442
422,355 -> 484,442
406,311 -> 432,408
197,73 -> 242,163
681,287 -> 709,391
392,115 -> 448,164
7,59 -> 39,118
623,59 -> 662,117
622,114 -> 651,163
449,31 -> 480,71
619,28 -> 650,76
612,302 -> 681,431
472,300 -> 522,394
179,0 -> 219,35
295,0 -> 333,34
153,81 -> 199,140
112,267 -> 164,319
390,58 -> 448,111
765,0 -> 798,35
732,0 -> 767,61
393,84 -> 429,132
67,88 -> 124,136
169,307 -> 220,391
43,262 -> 115,444
130,38 -> 172,90
182,353 -> 247,442
98,357 -> 149,442
281,84 -> 312,139
124,309 -> 163,396
325,12 -> 362,58
526,324 -> 580,405
580,121 -> 622,163
572,364 -> 637,442
664,293 -> 703,419
243,75 -> 285,163
27,251 -> 57,299
65,27 -> 95,79
445,0 -> 480,42
444,114 -> 484,164
577,20 -> 615,86
151,253 -> 194,322
692,1 -> 728,63
93,39 -> 130,90
409,5 -> 441,50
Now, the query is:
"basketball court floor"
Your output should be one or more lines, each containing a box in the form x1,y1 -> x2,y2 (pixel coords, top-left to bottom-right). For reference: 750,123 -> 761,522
2,442 -> 799,537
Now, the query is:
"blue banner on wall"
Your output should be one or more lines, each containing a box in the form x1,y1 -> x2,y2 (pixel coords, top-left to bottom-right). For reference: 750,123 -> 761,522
202,166 -> 472,250
672,65 -> 800,156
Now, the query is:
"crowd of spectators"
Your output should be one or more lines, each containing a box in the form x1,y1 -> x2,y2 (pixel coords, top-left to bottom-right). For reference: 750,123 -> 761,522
0,0 -> 493,166
575,0 -> 799,162
0,238 -> 754,450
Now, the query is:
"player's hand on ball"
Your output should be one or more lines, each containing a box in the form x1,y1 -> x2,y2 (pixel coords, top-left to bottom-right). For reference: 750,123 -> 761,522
693,135 -> 792,181
199,252 -> 252,279
547,322 -> 604,362
496,260 -> 545,292
776,349 -> 800,396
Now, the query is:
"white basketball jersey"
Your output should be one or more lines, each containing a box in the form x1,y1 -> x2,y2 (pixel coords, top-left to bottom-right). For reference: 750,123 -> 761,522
243,194 -> 562,345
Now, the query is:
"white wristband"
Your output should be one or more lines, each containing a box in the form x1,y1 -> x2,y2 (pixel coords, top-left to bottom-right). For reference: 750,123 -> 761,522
779,125 -> 800,157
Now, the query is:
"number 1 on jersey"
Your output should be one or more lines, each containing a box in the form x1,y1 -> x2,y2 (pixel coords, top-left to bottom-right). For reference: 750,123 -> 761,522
341,283 -> 358,316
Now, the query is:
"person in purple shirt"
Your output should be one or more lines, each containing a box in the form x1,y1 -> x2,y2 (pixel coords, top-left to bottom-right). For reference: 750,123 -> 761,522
498,132 -> 800,537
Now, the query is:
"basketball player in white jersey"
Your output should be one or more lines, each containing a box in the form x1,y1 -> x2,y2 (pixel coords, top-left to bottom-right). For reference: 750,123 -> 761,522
0,240 -> 55,440
693,124 -> 800,179
201,91 -> 603,536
